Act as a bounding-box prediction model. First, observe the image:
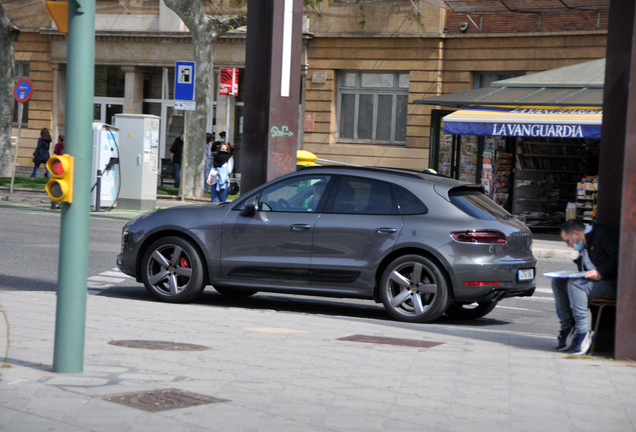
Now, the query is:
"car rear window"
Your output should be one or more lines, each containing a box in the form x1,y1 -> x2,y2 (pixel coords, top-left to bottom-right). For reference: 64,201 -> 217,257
449,188 -> 510,221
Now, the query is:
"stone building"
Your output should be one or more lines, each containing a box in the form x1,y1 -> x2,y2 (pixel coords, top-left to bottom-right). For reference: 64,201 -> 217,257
6,0 -> 608,176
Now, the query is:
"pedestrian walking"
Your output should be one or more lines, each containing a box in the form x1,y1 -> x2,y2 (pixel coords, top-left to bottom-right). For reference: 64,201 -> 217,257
54,135 -> 64,155
204,132 -> 213,193
170,130 -> 184,189
31,128 -> 52,177
206,142 -> 233,203
211,131 -> 226,154
552,219 -> 619,355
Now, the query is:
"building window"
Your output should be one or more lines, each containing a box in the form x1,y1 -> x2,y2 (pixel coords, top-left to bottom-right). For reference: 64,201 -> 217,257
94,66 -> 125,97
337,71 -> 409,144
13,62 -> 30,126
475,71 -> 524,88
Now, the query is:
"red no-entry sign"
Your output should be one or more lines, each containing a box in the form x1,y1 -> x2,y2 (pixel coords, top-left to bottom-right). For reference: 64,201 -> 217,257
14,78 -> 33,103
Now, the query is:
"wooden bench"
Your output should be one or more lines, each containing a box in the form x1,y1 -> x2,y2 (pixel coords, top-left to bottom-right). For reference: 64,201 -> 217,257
588,299 -> 617,355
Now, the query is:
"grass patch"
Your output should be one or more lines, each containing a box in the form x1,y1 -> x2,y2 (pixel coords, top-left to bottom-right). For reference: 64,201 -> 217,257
156,186 -> 179,196
0,177 -> 48,189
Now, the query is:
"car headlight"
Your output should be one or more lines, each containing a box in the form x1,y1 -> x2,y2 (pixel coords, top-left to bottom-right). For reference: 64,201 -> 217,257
121,228 -> 129,252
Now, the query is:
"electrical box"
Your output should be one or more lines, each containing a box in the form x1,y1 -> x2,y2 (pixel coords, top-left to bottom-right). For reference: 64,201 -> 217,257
114,114 -> 160,210
91,123 -> 119,209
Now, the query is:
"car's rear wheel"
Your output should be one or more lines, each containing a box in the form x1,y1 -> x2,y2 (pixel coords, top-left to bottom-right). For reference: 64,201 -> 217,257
141,236 -> 206,303
214,286 -> 258,298
444,300 -> 499,319
380,255 -> 449,323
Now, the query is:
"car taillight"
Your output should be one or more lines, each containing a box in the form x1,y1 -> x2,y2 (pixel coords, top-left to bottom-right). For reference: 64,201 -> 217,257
450,230 -> 507,244
463,281 -> 502,286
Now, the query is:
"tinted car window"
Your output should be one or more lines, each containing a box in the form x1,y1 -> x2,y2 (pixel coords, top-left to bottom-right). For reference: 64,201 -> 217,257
449,189 -> 509,221
394,185 -> 428,215
331,176 -> 397,215
258,175 -> 330,212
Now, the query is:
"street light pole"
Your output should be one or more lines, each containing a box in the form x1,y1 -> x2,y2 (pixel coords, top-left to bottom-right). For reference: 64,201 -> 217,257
52,0 -> 95,373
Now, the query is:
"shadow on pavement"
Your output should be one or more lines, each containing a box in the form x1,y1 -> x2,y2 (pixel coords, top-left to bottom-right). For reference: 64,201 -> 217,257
0,275 -> 57,292
98,284 -> 514,330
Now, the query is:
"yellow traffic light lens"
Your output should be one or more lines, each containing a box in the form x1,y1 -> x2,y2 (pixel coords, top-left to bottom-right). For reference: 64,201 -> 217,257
49,181 -> 63,198
50,159 -> 65,176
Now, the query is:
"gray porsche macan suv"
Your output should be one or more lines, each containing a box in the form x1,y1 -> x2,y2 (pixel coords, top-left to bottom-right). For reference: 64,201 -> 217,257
117,166 -> 536,323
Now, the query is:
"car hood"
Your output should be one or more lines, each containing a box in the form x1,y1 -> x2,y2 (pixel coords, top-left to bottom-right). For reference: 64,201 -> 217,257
133,202 -> 232,231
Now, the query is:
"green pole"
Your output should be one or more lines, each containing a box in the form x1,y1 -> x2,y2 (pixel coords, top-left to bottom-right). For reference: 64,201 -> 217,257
52,0 -> 95,373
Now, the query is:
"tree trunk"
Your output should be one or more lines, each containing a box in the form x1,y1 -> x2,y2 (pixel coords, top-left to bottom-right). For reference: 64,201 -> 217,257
0,4 -> 20,177
164,0 -> 244,198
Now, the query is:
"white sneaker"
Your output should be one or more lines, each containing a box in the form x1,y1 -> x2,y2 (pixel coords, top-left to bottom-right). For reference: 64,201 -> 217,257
569,331 -> 594,356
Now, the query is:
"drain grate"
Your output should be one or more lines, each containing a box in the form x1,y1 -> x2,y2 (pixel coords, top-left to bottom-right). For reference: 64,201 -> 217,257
108,340 -> 209,351
101,388 -> 227,412
337,334 -> 444,348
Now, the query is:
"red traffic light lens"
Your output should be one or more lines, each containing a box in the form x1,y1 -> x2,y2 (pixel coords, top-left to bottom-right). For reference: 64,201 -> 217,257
50,159 -> 65,176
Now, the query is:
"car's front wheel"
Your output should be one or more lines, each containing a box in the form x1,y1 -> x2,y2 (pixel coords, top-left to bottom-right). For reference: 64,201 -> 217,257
141,236 -> 206,303
444,300 -> 499,319
380,255 -> 449,323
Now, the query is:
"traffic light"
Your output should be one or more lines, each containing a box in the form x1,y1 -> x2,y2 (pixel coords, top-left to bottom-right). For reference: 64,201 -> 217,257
46,155 -> 74,203
45,1 -> 68,34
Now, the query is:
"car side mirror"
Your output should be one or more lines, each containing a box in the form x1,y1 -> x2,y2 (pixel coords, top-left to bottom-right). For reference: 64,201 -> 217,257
240,196 -> 258,217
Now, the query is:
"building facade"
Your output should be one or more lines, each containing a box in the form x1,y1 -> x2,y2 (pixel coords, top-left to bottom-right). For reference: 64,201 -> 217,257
7,0 -> 608,176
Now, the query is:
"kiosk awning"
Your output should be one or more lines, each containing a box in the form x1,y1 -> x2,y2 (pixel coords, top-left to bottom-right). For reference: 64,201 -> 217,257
443,106 -> 603,139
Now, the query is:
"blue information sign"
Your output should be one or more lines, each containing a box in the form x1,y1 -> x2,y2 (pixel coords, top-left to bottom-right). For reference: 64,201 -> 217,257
174,61 -> 196,101
14,78 -> 33,103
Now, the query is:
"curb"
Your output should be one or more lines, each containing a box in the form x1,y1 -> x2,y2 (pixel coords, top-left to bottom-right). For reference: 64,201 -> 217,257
533,248 -> 578,260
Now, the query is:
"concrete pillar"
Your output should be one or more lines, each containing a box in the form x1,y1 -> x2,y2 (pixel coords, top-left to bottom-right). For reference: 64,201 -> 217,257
122,66 -> 143,114
603,0 -> 636,361
51,63 -> 66,142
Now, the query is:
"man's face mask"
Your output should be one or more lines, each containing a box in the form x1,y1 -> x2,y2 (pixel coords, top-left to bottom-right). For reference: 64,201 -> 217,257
573,234 -> 585,251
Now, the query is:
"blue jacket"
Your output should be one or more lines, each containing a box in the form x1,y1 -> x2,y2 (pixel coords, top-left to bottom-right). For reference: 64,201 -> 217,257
33,137 -> 51,163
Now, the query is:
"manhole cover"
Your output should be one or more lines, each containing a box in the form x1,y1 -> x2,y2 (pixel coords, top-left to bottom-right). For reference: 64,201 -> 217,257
108,340 -> 209,351
101,388 -> 227,412
337,334 -> 444,348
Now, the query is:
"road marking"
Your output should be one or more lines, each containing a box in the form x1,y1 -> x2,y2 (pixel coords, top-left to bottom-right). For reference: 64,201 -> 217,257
88,276 -> 127,283
101,271 -> 131,278
514,296 -> 554,302
496,306 -> 538,312
535,288 -> 553,294
87,268 -> 132,293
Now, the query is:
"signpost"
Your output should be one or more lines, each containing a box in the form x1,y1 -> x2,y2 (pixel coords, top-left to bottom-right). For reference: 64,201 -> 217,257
219,68 -> 239,142
174,61 -> 196,200
10,78 -> 34,193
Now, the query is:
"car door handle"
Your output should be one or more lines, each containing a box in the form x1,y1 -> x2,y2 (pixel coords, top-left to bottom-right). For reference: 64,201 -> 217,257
290,224 -> 312,231
376,228 -> 398,234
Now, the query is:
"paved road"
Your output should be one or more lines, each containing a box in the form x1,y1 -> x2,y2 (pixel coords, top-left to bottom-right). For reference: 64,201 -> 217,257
0,205 -> 565,339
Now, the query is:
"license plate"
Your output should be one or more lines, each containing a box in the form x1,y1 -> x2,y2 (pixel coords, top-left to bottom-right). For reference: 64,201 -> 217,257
518,268 -> 534,281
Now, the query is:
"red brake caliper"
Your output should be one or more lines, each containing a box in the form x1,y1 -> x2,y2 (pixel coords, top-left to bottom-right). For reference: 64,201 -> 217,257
178,256 -> 190,284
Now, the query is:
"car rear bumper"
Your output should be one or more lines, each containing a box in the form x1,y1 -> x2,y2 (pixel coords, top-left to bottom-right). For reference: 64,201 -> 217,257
451,258 -> 537,302
477,286 -> 536,302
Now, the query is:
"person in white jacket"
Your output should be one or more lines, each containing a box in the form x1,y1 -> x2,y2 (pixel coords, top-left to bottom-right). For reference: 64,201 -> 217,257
206,142 -> 234,202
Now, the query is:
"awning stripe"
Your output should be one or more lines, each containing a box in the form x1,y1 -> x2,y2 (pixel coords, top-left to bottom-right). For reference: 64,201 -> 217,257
442,106 -> 602,139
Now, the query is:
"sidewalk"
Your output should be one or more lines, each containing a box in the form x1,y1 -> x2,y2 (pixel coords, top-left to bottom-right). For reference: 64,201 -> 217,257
0,187 -> 576,259
0,288 -> 634,432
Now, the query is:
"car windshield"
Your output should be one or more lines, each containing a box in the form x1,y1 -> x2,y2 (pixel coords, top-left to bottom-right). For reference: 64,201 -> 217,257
449,189 -> 510,221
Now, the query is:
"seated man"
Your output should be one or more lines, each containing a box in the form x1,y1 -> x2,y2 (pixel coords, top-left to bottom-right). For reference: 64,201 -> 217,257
552,219 -> 619,355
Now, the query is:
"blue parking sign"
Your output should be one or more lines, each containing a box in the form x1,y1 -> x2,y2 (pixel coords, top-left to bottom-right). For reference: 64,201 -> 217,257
174,61 -> 196,101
